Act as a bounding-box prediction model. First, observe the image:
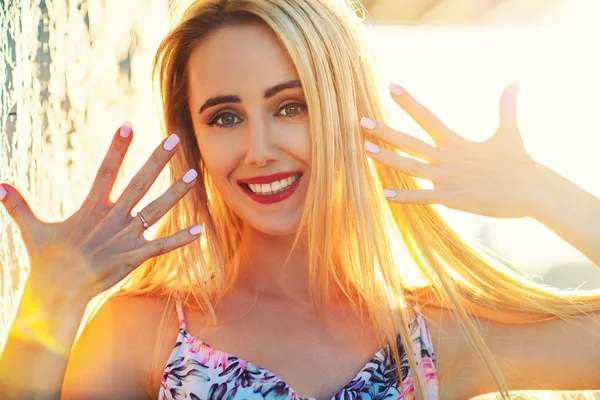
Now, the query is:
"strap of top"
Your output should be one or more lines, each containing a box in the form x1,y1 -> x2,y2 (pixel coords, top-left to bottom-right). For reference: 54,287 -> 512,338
411,304 -> 436,358
407,304 -> 439,398
174,300 -> 187,331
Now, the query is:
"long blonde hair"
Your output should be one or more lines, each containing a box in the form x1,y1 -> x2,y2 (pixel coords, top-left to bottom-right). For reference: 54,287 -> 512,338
110,0 -> 600,398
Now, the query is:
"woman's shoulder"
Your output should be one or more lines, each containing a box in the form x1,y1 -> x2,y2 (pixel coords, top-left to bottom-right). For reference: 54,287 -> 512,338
85,291 -> 179,350
414,302 -> 533,398
91,293 -> 182,381
64,292 -> 179,397
89,291 -> 177,331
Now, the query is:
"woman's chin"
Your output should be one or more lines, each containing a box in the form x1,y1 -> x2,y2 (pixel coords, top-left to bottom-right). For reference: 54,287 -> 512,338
244,215 -> 302,237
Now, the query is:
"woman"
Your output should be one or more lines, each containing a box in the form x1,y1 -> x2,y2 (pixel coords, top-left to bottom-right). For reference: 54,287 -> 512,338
1,0 -> 599,398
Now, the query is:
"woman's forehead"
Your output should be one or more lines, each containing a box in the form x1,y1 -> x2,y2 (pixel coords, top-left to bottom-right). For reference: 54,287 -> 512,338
187,23 -> 300,97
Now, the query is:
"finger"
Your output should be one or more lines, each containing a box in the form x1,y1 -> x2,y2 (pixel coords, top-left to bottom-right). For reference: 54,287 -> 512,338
382,188 -> 441,205
360,117 -> 438,163
498,81 -> 519,132
388,83 -> 461,146
0,183 -> 41,235
128,225 -> 203,265
132,168 -> 198,231
86,122 -> 134,205
364,141 -> 441,182
115,133 -> 180,214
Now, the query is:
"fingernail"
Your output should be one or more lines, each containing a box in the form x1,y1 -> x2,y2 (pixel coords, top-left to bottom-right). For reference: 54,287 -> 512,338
189,225 -> 203,235
163,134 -> 180,151
182,169 -> 198,183
383,189 -> 397,198
0,185 -> 6,201
389,83 -> 403,96
120,121 -> 132,138
360,117 -> 377,130
364,141 -> 380,154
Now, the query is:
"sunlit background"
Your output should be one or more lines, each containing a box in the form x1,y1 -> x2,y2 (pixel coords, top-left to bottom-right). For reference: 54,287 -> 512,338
1,0 -> 599,398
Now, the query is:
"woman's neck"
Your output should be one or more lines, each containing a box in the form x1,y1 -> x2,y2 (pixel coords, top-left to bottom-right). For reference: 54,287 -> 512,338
236,225 -> 313,302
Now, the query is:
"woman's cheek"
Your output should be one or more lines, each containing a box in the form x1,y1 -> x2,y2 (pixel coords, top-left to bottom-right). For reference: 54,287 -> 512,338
280,123 -> 311,166
198,135 -> 237,174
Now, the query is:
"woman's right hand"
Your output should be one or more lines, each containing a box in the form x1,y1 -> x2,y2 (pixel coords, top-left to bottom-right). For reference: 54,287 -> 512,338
0,122 -> 202,304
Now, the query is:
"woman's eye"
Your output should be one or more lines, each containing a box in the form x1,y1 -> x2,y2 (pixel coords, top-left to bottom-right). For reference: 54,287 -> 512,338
278,103 -> 306,118
208,113 -> 241,128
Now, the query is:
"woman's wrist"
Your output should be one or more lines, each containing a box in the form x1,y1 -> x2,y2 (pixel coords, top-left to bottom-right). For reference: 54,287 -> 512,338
524,162 -> 568,221
527,163 -> 593,222
10,279 -> 90,356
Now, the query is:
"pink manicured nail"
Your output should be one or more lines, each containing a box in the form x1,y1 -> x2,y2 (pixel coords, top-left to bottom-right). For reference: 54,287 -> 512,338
182,169 -> 198,184
389,83 -> 403,96
364,141 -> 380,154
189,225 -> 203,235
163,134 -> 180,151
383,189 -> 397,198
120,121 -> 132,138
360,117 -> 377,130
0,185 -> 6,201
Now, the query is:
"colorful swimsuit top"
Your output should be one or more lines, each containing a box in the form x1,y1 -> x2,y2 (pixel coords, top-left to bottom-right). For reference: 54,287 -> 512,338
159,301 -> 439,399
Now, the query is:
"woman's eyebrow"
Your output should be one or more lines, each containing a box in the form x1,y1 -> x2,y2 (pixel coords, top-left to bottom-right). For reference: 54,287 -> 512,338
264,79 -> 302,99
198,79 -> 302,114
199,95 -> 240,114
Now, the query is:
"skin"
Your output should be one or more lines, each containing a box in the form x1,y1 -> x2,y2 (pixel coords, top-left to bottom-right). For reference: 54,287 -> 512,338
172,23 -> 384,398
187,23 -> 314,299
0,22 -> 386,400
2,19 -> 599,400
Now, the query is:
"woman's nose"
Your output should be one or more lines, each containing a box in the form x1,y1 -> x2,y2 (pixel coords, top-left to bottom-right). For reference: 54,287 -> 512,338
244,119 -> 278,167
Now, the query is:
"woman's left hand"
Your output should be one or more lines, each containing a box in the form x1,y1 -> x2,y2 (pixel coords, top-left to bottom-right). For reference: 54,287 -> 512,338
362,82 -> 551,219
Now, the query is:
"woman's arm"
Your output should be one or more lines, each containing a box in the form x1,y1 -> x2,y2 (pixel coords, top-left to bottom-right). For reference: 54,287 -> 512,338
529,163 -> 600,267
0,280 -> 88,399
0,123 -> 202,398
0,282 -> 152,399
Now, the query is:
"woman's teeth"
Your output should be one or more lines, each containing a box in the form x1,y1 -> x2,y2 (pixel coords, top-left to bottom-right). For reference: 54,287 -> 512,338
247,174 -> 299,196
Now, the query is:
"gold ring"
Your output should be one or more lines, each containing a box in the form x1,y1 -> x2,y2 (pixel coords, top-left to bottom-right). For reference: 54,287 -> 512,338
137,212 -> 149,230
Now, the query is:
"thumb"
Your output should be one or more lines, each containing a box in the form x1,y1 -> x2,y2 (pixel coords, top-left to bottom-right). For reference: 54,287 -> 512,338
0,183 -> 41,237
498,81 -> 519,132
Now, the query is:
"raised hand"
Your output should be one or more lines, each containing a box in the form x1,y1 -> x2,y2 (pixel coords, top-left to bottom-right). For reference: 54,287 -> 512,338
0,122 -> 203,302
361,82 -> 551,219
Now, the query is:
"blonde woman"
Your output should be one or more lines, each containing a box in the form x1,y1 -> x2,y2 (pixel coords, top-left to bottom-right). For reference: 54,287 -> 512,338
1,0 -> 599,399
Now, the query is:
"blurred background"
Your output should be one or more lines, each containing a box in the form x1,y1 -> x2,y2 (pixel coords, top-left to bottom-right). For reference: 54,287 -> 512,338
1,0 -> 599,398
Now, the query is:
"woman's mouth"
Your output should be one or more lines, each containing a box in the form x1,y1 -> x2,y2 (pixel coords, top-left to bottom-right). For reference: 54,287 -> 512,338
237,172 -> 302,204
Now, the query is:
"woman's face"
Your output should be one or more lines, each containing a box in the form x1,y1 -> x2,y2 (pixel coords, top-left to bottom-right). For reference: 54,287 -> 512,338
187,23 -> 311,236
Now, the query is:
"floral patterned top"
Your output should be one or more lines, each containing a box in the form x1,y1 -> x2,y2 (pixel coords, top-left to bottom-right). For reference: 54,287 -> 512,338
159,301 -> 439,400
